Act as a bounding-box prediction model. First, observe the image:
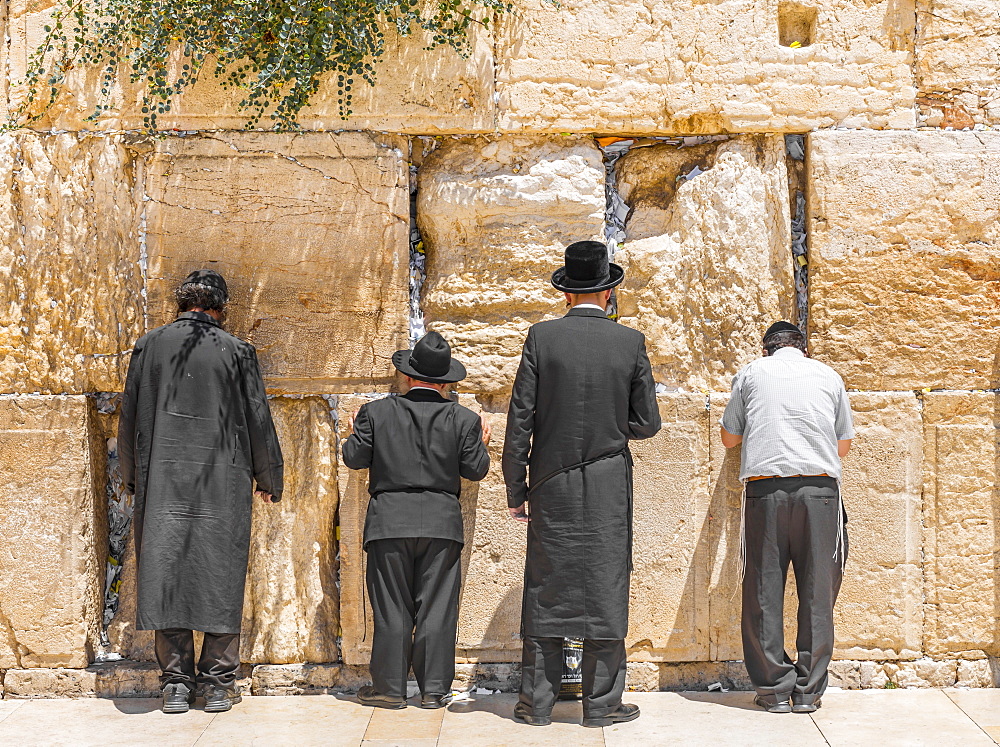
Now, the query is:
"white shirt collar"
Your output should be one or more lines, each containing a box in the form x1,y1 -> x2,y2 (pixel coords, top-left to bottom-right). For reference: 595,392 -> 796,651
772,347 -> 806,358
573,303 -> 607,312
409,384 -> 442,392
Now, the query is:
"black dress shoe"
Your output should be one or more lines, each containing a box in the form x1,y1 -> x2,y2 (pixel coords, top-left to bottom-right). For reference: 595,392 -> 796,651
513,701 -> 551,726
203,684 -> 243,713
582,703 -> 641,727
420,693 -> 452,709
161,682 -> 195,714
792,699 -> 821,713
754,695 -> 792,713
357,685 -> 407,709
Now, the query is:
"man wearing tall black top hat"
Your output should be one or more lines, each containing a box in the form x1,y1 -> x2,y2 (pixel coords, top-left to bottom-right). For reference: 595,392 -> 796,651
502,241 -> 661,727
720,321 -> 854,714
343,330 -> 491,710
119,269 -> 284,714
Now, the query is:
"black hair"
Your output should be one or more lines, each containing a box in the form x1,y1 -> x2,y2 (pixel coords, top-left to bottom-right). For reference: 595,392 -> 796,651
175,282 -> 227,313
763,329 -> 806,355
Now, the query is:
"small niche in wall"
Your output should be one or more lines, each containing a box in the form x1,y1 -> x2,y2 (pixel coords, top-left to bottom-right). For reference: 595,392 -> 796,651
778,2 -> 817,48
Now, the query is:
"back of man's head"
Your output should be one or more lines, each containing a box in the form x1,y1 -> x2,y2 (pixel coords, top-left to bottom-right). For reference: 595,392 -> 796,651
762,321 -> 806,356
175,269 -> 229,314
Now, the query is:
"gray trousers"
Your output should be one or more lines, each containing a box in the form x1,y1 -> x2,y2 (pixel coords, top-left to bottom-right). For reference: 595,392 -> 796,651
366,537 -> 462,699
519,636 -> 627,718
741,476 -> 847,706
154,628 -> 240,690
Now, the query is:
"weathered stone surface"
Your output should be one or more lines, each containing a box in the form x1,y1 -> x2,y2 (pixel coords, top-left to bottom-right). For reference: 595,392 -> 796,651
627,395 -> 711,662
885,658 -> 958,688
616,136 -> 794,391
916,0 -> 1000,127
453,663 -> 521,693
808,131 -> 1000,390
957,659 -> 996,688
0,396 -> 104,669
625,661 -> 753,692
828,661 -> 862,690
251,663 -> 371,695
7,0 -> 494,133
0,133 -> 143,394
708,393 -> 924,662
496,0 -> 916,134
241,397 -> 339,664
144,132 -> 409,394
922,393 -> 1000,659
105,534 -> 154,663
418,136 -> 605,398
2,662 -> 161,699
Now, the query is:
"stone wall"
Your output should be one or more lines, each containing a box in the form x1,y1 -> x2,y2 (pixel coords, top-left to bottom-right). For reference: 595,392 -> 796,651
2,0 -> 1000,697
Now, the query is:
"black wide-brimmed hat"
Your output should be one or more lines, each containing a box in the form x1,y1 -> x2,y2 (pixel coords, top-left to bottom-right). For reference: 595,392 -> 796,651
762,320 -> 801,342
182,269 -> 229,303
551,240 -> 625,293
392,330 -> 467,384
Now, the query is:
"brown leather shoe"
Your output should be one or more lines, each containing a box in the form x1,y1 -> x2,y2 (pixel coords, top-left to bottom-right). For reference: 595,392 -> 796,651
514,701 -> 552,726
357,685 -> 407,709
583,703 -> 641,727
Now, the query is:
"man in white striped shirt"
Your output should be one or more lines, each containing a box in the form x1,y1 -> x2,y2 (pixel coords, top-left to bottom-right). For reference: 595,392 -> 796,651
720,321 -> 853,715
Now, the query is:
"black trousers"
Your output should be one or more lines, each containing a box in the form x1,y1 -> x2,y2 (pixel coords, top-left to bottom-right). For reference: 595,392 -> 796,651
366,537 -> 462,699
519,636 -> 627,718
741,477 -> 847,705
154,628 -> 240,690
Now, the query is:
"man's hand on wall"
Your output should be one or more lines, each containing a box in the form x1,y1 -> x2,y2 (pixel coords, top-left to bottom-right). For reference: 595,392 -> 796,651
509,504 -> 530,523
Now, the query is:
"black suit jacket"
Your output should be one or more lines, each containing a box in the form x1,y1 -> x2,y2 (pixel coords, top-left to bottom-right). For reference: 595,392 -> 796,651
343,388 -> 490,546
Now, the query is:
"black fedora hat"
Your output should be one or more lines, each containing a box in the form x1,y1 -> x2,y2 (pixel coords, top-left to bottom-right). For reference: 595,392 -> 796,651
551,240 -> 625,293
392,331 -> 467,384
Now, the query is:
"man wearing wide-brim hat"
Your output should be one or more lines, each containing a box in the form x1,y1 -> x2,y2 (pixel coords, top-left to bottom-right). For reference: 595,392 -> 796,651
502,240 -> 661,727
343,330 -> 491,710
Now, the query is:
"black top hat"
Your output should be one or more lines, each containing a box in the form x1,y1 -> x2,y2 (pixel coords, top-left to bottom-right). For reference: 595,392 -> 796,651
392,331 -> 467,384
551,240 -> 625,294
183,269 -> 229,303
762,320 -> 801,342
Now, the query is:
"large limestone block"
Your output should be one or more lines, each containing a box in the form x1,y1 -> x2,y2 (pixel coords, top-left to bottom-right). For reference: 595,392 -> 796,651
616,136 -> 794,392
627,395 -> 711,662
916,0 -> 1000,127
708,392 -> 923,661
144,132 -> 409,393
808,131 -> 1000,390
418,136 -> 605,398
0,133 -> 143,394
241,397 -> 339,664
338,394 -> 527,665
7,0 -> 494,132
0,396 -> 105,668
922,393 -> 1000,659
496,0 -> 916,134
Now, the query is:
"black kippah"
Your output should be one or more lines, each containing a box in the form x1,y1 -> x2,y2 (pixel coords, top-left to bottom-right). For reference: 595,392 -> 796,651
183,269 -> 229,302
763,321 -> 801,341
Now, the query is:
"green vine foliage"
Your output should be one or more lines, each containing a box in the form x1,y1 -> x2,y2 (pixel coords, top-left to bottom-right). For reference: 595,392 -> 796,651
9,0 -> 514,130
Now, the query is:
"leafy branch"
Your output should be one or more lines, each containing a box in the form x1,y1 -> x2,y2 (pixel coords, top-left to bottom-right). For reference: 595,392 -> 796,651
7,0 -> 514,131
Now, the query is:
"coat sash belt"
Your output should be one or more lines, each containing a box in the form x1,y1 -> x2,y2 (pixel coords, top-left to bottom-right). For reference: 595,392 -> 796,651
527,447 -> 634,571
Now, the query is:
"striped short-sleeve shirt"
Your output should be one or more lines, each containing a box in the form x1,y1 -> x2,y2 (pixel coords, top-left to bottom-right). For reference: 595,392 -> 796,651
720,347 -> 854,481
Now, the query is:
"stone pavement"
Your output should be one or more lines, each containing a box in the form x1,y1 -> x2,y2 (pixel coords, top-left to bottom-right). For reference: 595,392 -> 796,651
2,689 -> 1000,746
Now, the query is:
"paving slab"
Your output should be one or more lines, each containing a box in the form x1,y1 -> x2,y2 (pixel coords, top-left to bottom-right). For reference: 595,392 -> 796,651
812,690 -> 995,746
439,693 -> 605,747
0,698 -> 25,723
364,701 -> 445,740
195,694 -> 372,746
604,692 -> 826,746
0,698 -> 215,746
946,689 -> 1000,744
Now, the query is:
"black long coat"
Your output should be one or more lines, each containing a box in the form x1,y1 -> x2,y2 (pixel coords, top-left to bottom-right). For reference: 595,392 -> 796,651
502,307 -> 661,640
118,311 -> 283,633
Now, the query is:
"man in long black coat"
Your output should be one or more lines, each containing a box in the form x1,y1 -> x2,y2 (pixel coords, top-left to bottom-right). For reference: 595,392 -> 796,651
503,241 -> 661,728
342,330 -> 490,709
118,270 -> 283,714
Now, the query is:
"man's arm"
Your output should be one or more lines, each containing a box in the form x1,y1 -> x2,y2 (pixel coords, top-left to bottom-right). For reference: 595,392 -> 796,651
838,439 -> 852,457
719,372 -> 747,450
459,418 -> 491,482
720,428 -> 743,448
242,347 -> 284,501
834,378 -> 855,460
502,329 -> 538,518
342,404 -> 374,470
627,339 -> 661,440
117,343 -> 143,495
